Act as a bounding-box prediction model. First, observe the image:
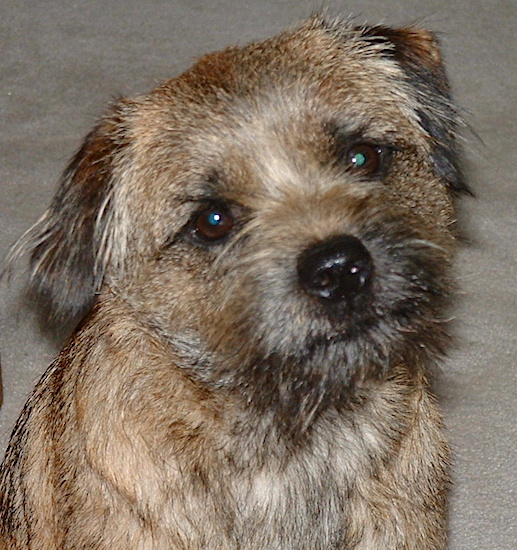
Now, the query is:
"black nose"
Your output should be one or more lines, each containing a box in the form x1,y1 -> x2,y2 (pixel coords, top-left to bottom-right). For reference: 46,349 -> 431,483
297,235 -> 373,304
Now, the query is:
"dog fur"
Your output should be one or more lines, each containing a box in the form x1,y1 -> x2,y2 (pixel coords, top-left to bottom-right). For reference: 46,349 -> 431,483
0,15 -> 468,549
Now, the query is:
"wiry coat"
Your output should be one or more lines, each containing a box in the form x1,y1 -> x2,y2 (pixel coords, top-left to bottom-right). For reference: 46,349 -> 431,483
0,16 -> 467,549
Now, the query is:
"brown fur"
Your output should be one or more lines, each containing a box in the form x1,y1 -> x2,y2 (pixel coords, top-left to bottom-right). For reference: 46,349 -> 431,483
0,16 -> 468,549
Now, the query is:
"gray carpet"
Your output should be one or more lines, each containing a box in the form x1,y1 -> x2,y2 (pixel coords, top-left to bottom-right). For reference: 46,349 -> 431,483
1,1 -> 516,548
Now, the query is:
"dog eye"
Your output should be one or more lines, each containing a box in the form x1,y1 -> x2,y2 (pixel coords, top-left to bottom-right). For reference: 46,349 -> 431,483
344,143 -> 392,178
191,203 -> 234,243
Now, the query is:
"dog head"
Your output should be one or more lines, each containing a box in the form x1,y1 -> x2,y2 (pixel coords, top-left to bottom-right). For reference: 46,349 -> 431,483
19,16 -> 467,430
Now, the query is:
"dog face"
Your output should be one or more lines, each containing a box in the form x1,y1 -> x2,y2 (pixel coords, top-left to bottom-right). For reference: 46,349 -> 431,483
23,17 -> 466,433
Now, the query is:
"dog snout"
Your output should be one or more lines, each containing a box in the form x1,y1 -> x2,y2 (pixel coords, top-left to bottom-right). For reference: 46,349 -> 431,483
297,235 -> 373,305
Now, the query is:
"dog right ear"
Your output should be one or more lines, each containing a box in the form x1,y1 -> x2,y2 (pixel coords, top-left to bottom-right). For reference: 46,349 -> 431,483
12,104 -> 130,326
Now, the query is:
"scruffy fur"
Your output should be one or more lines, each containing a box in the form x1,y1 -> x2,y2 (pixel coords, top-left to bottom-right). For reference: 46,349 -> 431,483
0,16 -> 468,549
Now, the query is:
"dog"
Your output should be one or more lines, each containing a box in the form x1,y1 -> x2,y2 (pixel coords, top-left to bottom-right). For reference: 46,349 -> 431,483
0,15 -> 469,549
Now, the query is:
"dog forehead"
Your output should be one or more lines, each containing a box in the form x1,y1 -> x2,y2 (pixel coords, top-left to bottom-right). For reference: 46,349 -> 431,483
147,17 -> 414,130
129,20 -> 427,202
169,84 -> 413,202
214,97 -> 333,199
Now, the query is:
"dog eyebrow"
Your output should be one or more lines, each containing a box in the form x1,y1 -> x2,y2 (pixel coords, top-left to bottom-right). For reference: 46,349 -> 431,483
167,169 -> 225,205
323,118 -> 400,149
325,120 -> 385,145
325,120 -> 401,155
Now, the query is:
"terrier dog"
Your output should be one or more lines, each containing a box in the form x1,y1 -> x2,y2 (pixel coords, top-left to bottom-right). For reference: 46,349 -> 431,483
0,15 -> 468,549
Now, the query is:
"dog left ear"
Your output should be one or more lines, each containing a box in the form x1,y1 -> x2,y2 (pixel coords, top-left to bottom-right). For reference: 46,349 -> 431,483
361,26 -> 471,196
15,104 -> 130,326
